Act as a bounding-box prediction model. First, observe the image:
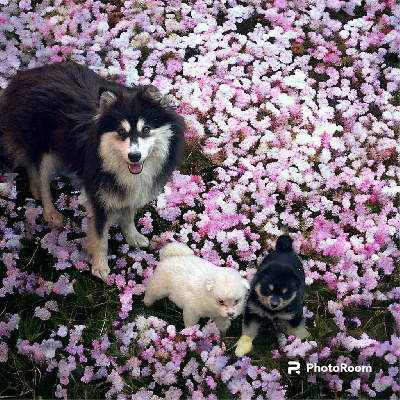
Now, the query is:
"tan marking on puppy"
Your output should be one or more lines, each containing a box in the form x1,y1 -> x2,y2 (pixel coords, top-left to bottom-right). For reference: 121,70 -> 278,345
255,283 -> 296,310
248,301 -> 295,320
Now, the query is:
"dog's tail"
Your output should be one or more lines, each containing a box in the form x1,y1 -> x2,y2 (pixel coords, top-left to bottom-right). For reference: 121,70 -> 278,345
276,235 -> 293,251
159,242 -> 194,261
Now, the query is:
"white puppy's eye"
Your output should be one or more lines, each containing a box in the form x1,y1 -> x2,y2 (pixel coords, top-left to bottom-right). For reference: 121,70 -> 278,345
234,299 -> 240,304
218,300 -> 224,305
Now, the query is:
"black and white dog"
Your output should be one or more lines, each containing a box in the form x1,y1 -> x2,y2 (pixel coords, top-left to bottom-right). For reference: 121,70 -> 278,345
236,235 -> 308,356
0,62 -> 185,279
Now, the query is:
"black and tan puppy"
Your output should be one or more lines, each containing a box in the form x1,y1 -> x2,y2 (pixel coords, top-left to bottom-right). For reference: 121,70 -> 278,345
0,62 -> 185,279
236,235 -> 308,356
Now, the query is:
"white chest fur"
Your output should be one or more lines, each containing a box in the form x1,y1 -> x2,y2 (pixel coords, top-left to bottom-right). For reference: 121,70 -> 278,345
97,125 -> 173,210
248,301 -> 294,321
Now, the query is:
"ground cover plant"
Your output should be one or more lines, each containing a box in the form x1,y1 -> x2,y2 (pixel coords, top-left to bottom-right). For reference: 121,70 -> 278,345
0,0 -> 399,398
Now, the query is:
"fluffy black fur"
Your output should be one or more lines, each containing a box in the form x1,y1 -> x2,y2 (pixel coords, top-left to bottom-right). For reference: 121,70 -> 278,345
236,236 -> 307,355
0,62 -> 185,279
0,62 -> 184,186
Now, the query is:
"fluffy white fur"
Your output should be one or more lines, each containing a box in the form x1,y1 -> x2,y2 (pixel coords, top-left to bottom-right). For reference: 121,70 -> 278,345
144,242 -> 250,333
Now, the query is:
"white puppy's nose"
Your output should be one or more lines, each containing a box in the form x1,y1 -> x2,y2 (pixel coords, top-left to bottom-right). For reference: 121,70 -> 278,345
227,311 -> 235,317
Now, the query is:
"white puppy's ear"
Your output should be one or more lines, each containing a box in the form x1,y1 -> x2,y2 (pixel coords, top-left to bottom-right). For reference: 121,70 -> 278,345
205,279 -> 215,292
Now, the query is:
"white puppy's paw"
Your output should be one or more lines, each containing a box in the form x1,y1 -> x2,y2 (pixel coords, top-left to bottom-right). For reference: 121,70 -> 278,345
143,292 -> 154,307
125,232 -> 150,248
235,335 -> 254,357
92,263 -> 110,280
214,318 -> 231,333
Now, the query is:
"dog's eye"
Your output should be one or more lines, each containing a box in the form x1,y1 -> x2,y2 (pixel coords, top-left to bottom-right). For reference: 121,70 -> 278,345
234,299 -> 240,305
117,128 -> 127,138
142,125 -> 151,135
218,300 -> 224,305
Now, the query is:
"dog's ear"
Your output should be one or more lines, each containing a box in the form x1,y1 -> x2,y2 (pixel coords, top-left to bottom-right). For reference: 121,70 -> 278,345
292,273 -> 302,286
205,279 -> 215,292
144,85 -> 170,108
99,87 -> 117,111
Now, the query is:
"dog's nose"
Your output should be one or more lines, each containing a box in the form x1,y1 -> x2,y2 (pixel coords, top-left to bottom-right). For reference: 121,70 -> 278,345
227,311 -> 235,317
128,151 -> 141,163
270,301 -> 280,309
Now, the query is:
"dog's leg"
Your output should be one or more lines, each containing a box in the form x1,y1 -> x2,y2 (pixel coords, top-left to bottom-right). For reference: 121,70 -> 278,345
183,309 -> 200,328
26,166 -> 41,201
87,207 -> 114,280
143,272 -> 169,306
235,312 -> 261,356
78,187 -> 93,218
213,317 -> 231,333
282,317 -> 309,339
37,154 -> 64,227
120,207 -> 149,248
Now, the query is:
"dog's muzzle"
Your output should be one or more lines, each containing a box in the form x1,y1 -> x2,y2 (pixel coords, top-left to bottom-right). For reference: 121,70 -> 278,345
127,152 -> 144,174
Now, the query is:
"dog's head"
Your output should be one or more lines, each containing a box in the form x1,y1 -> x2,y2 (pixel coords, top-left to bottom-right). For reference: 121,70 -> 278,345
96,85 -> 185,177
255,262 -> 301,311
205,269 -> 250,319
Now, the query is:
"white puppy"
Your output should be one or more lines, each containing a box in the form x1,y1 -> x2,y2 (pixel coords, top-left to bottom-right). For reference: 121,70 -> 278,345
144,242 -> 250,333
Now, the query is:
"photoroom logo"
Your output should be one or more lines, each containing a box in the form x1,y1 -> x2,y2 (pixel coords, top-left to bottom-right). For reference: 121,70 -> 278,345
306,363 -> 372,373
287,362 -> 372,375
287,361 -> 301,375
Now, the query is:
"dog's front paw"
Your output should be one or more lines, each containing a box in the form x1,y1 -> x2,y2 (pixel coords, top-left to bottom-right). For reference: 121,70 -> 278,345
294,325 -> 309,340
214,318 -> 231,333
235,335 -> 254,357
143,292 -> 155,307
92,263 -> 110,280
125,232 -> 150,248
44,208 -> 64,227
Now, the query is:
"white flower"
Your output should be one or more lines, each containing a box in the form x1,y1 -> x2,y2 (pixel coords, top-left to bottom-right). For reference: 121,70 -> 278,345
194,22 -> 209,33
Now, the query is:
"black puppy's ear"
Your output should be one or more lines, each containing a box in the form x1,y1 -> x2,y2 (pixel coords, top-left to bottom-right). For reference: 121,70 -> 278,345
144,85 -> 170,108
99,87 -> 117,111
291,273 -> 302,287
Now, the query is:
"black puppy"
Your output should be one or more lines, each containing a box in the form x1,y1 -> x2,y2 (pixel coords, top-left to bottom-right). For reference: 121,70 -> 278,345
236,235 -> 308,356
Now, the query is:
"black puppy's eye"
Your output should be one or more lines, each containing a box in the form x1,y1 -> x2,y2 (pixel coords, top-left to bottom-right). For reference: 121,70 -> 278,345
142,125 -> 151,135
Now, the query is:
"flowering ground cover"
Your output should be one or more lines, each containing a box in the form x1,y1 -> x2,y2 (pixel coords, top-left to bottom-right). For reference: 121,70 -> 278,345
0,0 -> 399,398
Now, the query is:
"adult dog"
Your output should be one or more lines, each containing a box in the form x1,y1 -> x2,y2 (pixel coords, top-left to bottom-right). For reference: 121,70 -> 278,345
0,62 -> 185,279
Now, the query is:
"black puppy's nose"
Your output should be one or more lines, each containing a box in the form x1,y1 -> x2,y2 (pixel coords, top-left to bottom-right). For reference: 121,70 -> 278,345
128,152 -> 141,163
270,300 -> 280,308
